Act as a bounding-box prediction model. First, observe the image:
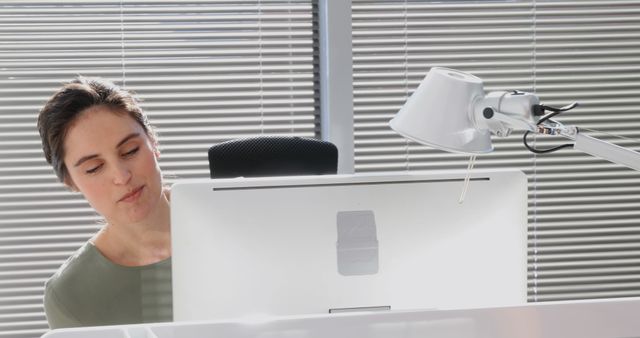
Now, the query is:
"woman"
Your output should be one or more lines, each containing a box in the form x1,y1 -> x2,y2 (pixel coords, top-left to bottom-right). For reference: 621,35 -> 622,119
38,77 -> 172,328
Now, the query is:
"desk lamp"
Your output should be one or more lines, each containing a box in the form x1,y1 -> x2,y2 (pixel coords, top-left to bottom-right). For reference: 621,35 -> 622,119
389,67 -> 640,171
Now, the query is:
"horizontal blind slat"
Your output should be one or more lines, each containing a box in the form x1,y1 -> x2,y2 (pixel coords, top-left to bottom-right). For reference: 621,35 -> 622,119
352,0 -> 640,305
0,2 -> 316,337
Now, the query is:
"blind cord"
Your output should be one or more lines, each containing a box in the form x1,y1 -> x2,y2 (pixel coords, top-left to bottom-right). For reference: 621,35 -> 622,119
120,0 -> 126,88
403,0 -> 409,171
532,0 -> 538,303
258,0 -> 264,135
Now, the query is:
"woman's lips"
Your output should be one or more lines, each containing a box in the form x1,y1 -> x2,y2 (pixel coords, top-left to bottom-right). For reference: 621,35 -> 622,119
119,185 -> 144,203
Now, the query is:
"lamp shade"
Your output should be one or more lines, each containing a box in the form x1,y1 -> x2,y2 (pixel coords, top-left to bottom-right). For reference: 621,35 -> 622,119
389,67 -> 493,154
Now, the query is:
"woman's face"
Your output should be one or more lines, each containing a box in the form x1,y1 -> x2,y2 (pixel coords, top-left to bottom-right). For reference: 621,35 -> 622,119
62,105 -> 164,226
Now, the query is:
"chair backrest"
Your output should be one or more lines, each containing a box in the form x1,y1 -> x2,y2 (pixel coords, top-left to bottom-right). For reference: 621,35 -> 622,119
208,136 -> 338,178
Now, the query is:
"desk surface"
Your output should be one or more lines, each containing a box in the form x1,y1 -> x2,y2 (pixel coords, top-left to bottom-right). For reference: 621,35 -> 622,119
43,297 -> 640,338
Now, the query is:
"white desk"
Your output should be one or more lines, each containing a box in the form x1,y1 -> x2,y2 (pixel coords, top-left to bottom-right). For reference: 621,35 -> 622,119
42,297 -> 640,338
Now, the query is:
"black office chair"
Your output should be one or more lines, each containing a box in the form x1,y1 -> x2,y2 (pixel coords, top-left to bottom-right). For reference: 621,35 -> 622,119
208,136 -> 338,178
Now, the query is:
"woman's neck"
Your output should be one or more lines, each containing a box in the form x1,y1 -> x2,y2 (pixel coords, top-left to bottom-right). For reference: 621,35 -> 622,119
92,189 -> 172,266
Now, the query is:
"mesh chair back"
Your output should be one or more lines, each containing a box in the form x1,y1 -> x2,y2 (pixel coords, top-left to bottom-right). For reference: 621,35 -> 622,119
208,136 -> 338,178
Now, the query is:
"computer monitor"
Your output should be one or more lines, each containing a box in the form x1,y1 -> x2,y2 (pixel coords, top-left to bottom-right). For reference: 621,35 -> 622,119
170,169 -> 528,321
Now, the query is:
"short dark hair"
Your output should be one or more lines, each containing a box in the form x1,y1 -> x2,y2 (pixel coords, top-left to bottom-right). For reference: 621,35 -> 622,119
37,77 -> 156,182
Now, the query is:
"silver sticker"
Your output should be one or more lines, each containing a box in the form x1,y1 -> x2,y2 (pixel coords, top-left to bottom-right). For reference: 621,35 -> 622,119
336,210 -> 379,276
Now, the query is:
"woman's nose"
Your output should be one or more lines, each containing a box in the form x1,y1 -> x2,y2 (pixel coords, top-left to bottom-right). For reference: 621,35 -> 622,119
112,162 -> 132,185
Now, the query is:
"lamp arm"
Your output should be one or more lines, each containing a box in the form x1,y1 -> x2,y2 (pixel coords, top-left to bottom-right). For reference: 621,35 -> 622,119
559,127 -> 640,172
477,90 -> 640,171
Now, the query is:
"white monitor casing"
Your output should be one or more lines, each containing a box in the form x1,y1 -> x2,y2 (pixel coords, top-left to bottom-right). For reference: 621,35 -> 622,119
170,169 -> 528,321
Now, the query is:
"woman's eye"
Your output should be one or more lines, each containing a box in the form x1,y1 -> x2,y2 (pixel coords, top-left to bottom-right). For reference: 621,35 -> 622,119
86,164 -> 103,174
123,147 -> 139,157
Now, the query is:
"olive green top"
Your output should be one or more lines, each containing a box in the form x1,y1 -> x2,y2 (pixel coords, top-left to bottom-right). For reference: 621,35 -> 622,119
43,242 -> 172,329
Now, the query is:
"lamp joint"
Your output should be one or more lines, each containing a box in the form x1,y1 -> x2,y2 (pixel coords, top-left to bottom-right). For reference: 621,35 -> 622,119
482,107 -> 494,119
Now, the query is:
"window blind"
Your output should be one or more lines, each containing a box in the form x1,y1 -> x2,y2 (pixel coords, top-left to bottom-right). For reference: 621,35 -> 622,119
352,0 -> 640,303
0,1 -> 317,337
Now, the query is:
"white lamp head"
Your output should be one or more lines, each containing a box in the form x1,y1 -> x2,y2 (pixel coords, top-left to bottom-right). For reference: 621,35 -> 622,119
389,67 -> 493,154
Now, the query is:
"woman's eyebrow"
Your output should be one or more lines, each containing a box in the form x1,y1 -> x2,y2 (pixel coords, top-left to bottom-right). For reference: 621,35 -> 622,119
116,132 -> 141,148
74,154 -> 98,167
74,133 -> 141,167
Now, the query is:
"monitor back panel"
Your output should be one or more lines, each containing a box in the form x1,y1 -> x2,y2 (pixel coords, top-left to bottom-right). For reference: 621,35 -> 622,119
171,169 -> 527,321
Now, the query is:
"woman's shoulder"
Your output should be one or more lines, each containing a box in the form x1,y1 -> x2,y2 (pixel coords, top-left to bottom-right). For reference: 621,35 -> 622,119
43,240 -> 144,314
45,242 -> 101,291
45,240 -> 171,295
